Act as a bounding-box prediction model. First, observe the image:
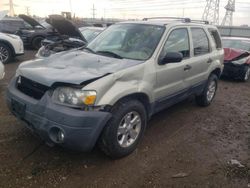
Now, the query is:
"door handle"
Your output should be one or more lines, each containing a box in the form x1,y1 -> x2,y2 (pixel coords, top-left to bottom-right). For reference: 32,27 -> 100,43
184,65 -> 192,71
207,58 -> 213,64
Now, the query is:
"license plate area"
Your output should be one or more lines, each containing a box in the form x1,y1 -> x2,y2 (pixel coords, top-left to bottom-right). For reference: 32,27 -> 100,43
11,99 -> 26,118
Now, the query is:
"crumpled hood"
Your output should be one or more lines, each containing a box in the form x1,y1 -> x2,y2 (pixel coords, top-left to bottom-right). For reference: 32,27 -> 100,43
18,50 -> 143,87
224,48 -> 249,61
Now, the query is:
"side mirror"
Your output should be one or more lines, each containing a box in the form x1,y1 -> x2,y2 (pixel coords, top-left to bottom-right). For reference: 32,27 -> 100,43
159,52 -> 183,65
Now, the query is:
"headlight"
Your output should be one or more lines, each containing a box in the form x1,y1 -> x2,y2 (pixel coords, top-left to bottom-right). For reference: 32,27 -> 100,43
52,87 -> 97,107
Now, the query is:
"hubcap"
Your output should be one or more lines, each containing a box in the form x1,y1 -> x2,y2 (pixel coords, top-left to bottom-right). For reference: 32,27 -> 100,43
244,67 -> 250,81
117,111 -> 141,148
207,80 -> 216,102
0,46 -> 9,63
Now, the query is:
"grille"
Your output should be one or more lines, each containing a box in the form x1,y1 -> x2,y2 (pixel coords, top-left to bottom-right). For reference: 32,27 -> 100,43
16,76 -> 50,100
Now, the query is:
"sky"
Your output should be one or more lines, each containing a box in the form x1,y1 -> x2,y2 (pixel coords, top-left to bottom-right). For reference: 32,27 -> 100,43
0,0 -> 250,26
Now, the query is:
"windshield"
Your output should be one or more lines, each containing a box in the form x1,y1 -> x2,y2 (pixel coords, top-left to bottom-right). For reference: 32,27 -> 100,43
81,28 -> 102,42
222,38 -> 250,51
87,23 -> 165,60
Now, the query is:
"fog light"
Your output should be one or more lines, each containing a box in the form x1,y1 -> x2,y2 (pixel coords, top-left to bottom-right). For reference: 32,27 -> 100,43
57,131 -> 65,142
49,127 -> 65,144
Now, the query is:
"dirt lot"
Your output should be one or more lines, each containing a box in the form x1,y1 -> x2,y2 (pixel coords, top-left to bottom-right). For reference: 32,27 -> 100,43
0,51 -> 249,188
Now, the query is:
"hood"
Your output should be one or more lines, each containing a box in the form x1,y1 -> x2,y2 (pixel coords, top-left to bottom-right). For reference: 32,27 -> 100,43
18,50 -> 143,87
18,14 -> 45,28
46,15 -> 87,42
0,10 -> 8,20
224,48 -> 249,61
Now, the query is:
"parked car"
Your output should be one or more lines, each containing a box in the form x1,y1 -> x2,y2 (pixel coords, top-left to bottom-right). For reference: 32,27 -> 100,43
79,27 -> 104,42
0,61 -> 4,79
15,14 -> 55,50
36,16 -> 104,58
0,11 -> 24,64
222,37 -> 250,81
6,17 -> 224,158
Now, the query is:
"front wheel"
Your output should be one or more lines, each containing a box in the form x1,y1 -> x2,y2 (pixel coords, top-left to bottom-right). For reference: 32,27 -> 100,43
195,74 -> 218,107
98,99 -> 147,158
0,43 -> 12,64
32,36 -> 44,50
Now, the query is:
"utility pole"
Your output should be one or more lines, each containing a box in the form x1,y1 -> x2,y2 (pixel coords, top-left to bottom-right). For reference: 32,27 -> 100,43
9,0 -> 15,16
25,6 -> 30,16
221,0 -> 235,26
202,0 -> 220,25
92,4 -> 96,20
69,0 -> 72,15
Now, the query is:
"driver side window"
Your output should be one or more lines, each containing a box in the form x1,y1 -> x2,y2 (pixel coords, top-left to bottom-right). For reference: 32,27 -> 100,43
160,28 -> 190,61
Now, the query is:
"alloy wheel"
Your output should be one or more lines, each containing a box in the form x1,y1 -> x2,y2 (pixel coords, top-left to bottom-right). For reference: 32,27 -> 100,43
117,111 -> 142,148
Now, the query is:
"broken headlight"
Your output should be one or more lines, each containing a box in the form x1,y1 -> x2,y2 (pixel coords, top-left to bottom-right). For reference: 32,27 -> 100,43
52,87 -> 97,107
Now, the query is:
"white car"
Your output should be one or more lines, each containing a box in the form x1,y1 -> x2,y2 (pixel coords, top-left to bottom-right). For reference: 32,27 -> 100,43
0,61 -> 4,79
0,11 -> 24,64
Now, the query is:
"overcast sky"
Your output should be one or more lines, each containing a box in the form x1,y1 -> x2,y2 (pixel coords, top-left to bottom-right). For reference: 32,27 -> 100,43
1,0 -> 250,26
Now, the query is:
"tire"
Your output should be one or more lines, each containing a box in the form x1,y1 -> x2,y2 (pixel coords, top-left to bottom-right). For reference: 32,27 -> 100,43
98,99 -> 147,159
241,66 -> 250,82
195,74 -> 218,107
0,43 -> 12,64
32,36 -> 44,50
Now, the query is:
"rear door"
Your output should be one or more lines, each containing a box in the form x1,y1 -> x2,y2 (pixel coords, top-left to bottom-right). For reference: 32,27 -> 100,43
185,27 -> 211,86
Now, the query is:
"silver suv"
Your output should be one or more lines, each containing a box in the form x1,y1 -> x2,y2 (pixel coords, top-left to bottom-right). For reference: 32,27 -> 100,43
6,17 -> 224,158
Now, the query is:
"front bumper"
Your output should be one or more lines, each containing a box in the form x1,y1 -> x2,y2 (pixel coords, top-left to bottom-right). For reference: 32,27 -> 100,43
6,77 -> 112,151
222,63 -> 246,79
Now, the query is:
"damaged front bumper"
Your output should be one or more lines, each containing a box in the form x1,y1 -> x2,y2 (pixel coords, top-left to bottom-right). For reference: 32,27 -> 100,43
6,77 -> 112,151
222,63 -> 246,79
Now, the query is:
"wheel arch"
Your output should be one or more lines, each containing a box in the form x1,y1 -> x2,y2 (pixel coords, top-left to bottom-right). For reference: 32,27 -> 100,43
210,67 -> 221,78
0,39 -> 15,56
111,92 -> 152,120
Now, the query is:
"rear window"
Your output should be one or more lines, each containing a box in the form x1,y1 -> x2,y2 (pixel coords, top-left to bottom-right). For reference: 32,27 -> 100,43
191,28 -> 210,56
208,29 -> 222,49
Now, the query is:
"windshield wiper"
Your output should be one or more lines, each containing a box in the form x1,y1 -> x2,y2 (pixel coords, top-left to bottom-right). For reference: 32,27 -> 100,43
83,47 -> 96,54
96,50 -> 123,59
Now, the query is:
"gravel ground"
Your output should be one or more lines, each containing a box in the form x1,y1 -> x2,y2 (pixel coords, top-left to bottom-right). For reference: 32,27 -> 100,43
0,51 -> 249,188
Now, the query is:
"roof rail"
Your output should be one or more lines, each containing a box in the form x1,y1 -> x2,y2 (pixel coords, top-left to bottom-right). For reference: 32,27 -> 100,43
142,17 -> 209,24
142,17 -> 191,23
190,19 -> 209,24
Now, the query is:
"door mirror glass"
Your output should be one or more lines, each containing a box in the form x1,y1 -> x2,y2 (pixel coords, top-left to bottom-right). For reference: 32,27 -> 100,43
159,52 -> 183,65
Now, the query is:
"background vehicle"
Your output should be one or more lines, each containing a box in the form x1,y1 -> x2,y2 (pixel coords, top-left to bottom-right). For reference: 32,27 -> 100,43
7,18 -> 223,158
0,11 -> 24,64
79,27 -> 104,42
222,37 -> 250,81
36,17 -> 104,58
15,14 -> 54,50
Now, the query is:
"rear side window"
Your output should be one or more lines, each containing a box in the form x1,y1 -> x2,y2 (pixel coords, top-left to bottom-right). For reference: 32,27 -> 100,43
160,28 -> 190,60
191,28 -> 209,56
208,29 -> 222,49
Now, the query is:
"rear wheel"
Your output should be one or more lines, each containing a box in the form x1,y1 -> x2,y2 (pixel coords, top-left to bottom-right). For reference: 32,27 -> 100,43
242,66 -> 250,82
196,74 -> 218,107
98,99 -> 147,158
32,36 -> 44,50
0,43 -> 12,64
